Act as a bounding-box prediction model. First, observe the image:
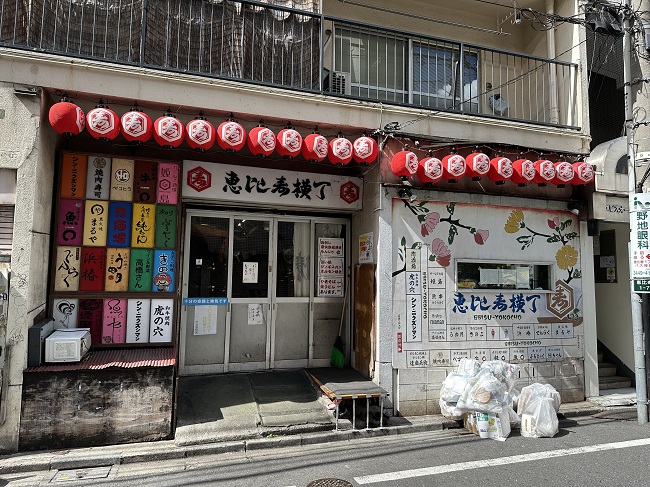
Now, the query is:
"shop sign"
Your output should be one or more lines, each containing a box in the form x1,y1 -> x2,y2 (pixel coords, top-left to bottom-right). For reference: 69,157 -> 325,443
82,200 -> 108,247
150,299 -> 173,342
105,248 -> 130,292
131,203 -> 156,247
126,298 -> 151,343
53,298 -> 78,329
60,154 -> 87,198
57,199 -> 84,246
79,299 -> 103,344
182,160 -> 363,210
129,249 -> 154,291
155,205 -> 177,249
80,247 -> 106,291
103,298 -> 126,343
157,162 -> 179,204
133,160 -> 158,203
631,193 -> 650,292
153,249 -> 175,292
86,156 -> 111,200
107,201 -> 132,247
110,159 -> 134,201
54,246 -> 80,291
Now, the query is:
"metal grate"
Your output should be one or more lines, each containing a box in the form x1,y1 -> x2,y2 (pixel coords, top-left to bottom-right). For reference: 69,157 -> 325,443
0,205 -> 14,261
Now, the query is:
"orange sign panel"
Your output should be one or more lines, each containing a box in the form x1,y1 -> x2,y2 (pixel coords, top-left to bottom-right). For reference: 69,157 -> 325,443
60,154 -> 87,198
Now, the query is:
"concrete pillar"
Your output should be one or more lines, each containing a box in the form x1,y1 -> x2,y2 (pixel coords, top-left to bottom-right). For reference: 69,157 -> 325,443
0,84 -> 56,452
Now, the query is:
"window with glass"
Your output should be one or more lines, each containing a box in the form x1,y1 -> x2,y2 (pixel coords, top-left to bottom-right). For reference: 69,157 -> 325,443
456,261 -> 553,291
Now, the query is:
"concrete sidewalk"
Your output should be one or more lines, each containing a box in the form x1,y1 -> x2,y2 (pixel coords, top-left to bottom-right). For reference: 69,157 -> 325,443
0,397 -> 635,476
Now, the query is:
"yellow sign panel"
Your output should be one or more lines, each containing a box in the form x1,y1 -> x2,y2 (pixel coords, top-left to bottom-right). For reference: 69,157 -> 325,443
82,200 -> 108,247
110,158 -> 135,201
131,203 -> 156,248
54,246 -> 81,291
105,248 -> 130,292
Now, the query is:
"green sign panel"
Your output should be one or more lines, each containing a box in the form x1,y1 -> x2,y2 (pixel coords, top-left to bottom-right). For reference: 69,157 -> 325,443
634,279 -> 650,293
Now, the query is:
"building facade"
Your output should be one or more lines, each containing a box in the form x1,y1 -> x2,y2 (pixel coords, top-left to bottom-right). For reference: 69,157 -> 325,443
0,0 -> 596,452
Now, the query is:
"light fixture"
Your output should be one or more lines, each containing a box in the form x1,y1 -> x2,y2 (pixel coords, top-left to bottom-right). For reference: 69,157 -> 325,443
567,201 -> 584,215
398,187 -> 417,203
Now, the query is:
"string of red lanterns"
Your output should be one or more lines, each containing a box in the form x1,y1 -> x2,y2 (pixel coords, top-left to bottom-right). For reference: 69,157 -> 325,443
394,151 -> 594,187
48,99 -> 379,166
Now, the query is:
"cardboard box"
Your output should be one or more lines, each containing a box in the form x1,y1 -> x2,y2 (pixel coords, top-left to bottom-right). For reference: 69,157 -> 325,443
45,329 -> 91,363
475,411 -> 511,441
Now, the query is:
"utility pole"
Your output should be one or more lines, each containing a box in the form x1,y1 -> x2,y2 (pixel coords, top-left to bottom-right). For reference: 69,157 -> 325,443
624,0 -> 649,424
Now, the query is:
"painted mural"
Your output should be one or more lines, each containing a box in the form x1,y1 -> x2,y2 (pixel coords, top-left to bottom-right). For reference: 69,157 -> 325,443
392,198 -> 583,369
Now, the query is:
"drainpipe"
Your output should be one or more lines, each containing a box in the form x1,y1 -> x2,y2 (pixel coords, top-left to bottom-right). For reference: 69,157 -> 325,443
545,0 -> 560,124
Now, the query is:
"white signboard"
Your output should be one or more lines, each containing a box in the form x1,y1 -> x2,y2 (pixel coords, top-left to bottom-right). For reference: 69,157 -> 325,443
359,232 -> 373,263
631,193 -> 650,284
318,277 -> 343,296
319,238 -> 344,257
183,160 -> 363,210
319,257 -> 344,277
126,298 -> 151,343
243,262 -> 258,284
248,304 -> 264,325
150,299 -> 173,342
193,305 -> 218,335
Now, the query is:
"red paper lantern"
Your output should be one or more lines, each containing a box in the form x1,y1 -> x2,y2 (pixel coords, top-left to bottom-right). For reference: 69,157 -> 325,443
86,104 -> 119,140
302,133 -> 329,162
487,157 -> 513,185
49,100 -> 85,136
154,113 -> 184,148
186,117 -> 216,151
417,157 -> 443,186
464,152 -> 490,180
276,128 -> 303,158
533,159 -> 555,186
441,154 -> 466,182
247,125 -> 276,157
510,159 -> 536,186
352,136 -> 378,165
328,136 -> 354,166
552,160 -> 574,187
572,161 -> 595,185
121,108 -> 153,143
391,150 -> 418,180
216,119 -> 246,152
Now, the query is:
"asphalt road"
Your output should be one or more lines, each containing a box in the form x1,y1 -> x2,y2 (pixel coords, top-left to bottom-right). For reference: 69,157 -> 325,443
3,414 -> 650,487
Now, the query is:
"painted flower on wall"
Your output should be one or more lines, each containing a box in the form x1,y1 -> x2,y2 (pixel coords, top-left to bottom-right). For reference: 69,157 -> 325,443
474,229 -> 489,245
430,238 -> 451,267
421,212 -> 440,237
504,209 -> 580,283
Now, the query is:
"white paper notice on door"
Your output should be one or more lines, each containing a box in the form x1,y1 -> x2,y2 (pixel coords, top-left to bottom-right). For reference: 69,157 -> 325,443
194,305 -> 218,335
243,262 -> 258,283
248,304 -> 265,325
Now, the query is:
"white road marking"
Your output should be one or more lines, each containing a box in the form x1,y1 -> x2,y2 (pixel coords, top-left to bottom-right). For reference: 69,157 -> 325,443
354,437 -> 650,484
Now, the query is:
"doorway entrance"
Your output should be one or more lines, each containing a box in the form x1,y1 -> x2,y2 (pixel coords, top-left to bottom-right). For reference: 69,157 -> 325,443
179,210 -> 349,375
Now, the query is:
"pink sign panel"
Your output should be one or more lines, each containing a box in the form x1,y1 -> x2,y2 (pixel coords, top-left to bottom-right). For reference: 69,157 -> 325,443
57,199 -> 84,246
157,163 -> 179,204
102,298 -> 126,344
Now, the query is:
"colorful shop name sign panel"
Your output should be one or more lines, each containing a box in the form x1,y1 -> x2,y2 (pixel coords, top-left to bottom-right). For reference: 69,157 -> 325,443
391,199 -> 583,368
53,297 -> 172,344
183,160 -> 363,210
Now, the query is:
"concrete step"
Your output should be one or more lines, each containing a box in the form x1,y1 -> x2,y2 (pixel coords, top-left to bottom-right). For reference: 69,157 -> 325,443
598,362 -> 618,377
599,375 -> 633,390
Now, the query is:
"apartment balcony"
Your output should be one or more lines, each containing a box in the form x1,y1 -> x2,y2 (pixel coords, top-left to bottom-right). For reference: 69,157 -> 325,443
0,0 -> 580,131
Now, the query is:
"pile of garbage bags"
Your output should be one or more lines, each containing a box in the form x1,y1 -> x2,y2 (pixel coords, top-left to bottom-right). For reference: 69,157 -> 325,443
439,358 -> 561,440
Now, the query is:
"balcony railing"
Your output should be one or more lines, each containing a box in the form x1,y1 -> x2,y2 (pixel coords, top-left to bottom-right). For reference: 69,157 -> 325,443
0,0 -> 580,129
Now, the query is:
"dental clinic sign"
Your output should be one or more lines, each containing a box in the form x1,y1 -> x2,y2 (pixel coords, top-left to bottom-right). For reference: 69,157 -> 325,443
182,160 -> 362,211
631,193 -> 650,292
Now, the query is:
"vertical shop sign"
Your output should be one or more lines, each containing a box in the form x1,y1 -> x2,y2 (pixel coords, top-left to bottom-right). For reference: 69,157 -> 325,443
152,249 -> 175,292
54,246 -> 80,291
150,299 -> 173,342
405,248 -> 422,342
80,247 -> 106,291
78,299 -> 103,345
133,160 -> 158,203
82,200 -> 108,247
85,156 -> 111,200
53,298 -> 79,329
157,162 -> 179,204
109,158 -> 134,201
107,201 -> 132,247
154,205 -> 177,249
57,199 -> 84,246
105,248 -> 130,292
126,298 -> 151,343
631,193 -> 650,292
102,298 -> 126,344
129,248 -> 154,291
60,154 -> 87,198
131,203 -> 156,247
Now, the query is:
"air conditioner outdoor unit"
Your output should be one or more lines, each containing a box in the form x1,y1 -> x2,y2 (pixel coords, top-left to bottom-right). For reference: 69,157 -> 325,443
331,71 -> 351,95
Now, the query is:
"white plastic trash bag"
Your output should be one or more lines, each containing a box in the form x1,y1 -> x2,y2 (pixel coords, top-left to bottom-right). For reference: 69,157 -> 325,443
439,398 -> 465,420
518,383 -> 561,414
440,372 -> 471,403
518,383 -> 561,438
457,368 -> 507,413
456,357 -> 481,377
